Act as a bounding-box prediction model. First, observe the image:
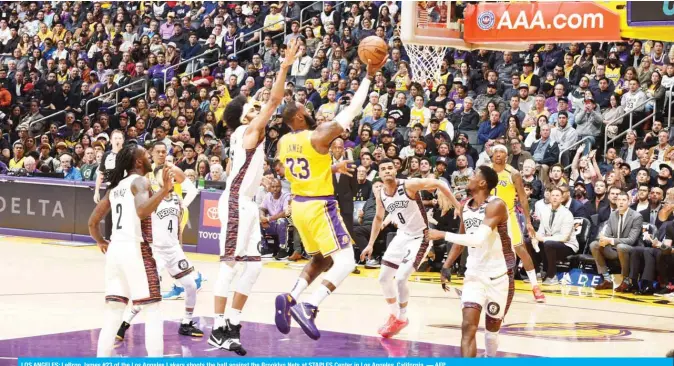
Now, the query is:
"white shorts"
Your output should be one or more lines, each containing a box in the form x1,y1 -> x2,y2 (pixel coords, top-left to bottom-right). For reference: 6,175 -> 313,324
461,270 -> 514,320
219,195 -> 261,262
104,243 -> 161,305
382,230 -> 429,271
153,245 -> 194,279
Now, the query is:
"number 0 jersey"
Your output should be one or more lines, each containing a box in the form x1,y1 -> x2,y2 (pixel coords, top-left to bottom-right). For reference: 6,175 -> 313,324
380,179 -> 428,236
278,130 -> 333,197
490,164 -> 517,213
151,192 -> 182,250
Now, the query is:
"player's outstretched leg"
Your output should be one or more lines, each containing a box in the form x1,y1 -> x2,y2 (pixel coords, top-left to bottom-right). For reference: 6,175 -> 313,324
275,254 -> 333,334
116,304 -> 141,341
515,245 -> 545,303
290,247 -> 355,340
177,273 -> 203,337
377,264 -> 400,337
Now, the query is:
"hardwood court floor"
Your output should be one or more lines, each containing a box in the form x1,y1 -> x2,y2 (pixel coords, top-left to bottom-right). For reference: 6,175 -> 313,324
0,236 -> 672,361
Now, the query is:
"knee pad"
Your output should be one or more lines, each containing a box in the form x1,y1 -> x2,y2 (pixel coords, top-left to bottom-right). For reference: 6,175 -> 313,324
213,262 -> 239,298
235,261 -> 262,296
323,246 -> 356,286
396,276 -> 409,304
178,274 -> 198,308
378,265 -> 397,299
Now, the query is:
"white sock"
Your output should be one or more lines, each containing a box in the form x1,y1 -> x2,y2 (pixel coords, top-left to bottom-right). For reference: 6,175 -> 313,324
388,302 -> 399,317
290,278 -> 308,299
182,310 -> 193,325
227,308 -> 242,326
485,330 -> 499,357
122,305 -> 141,324
307,284 -> 331,307
526,270 -> 538,287
398,306 -> 408,322
214,313 -> 226,329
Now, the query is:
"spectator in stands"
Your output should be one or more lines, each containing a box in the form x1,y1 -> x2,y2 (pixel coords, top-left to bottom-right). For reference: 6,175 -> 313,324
590,191 -> 643,290
534,187 -> 578,285
59,152 -> 81,180
260,177 -> 292,259
575,96 -> 603,155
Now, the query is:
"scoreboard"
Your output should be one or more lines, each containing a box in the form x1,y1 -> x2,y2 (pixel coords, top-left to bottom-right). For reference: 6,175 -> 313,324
627,1 -> 674,26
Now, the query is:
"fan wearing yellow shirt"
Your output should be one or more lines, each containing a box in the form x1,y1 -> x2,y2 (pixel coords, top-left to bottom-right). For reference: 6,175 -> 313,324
490,145 -> 546,303
274,55 -> 388,341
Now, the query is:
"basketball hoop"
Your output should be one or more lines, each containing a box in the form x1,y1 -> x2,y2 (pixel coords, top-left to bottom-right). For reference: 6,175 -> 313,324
400,1 -> 528,87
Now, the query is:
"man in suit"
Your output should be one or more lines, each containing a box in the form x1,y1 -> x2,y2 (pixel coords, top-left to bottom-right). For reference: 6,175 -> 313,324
590,190 -> 643,290
559,184 -> 590,220
331,138 -> 357,238
638,187 -> 664,227
533,187 -> 579,285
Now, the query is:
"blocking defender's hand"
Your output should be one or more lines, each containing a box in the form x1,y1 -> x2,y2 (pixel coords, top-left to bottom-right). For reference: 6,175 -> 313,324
281,38 -> 301,69
366,55 -> 389,78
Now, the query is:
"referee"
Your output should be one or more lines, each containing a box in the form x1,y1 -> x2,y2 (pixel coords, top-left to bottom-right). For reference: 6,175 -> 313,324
93,131 -> 124,240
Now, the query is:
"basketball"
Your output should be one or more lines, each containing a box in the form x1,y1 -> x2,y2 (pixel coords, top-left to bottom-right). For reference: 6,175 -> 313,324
358,36 -> 388,65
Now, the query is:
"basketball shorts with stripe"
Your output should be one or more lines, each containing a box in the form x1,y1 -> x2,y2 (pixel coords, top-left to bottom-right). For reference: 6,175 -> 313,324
153,246 -> 194,279
219,197 -> 261,262
381,231 -> 429,272
104,242 -> 161,305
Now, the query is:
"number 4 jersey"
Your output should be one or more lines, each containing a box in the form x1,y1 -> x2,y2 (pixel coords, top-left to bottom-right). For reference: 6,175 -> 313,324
151,192 -> 183,249
278,130 -> 334,197
380,180 -> 428,237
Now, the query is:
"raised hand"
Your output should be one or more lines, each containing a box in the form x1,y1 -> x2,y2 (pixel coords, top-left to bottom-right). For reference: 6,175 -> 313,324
281,38 -> 301,69
161,165 -> 174,194
366,55 -> 389,78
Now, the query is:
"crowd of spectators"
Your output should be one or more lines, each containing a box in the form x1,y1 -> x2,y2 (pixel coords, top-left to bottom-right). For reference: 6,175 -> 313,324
1,1 -> 674,296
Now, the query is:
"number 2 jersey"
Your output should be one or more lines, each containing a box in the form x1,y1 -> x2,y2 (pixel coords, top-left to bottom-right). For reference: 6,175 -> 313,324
109,174 -> 153,245
461,196 -> 516,277
226,124 -> 266,200
380,179 -> 428,236
278,130 -> 333,197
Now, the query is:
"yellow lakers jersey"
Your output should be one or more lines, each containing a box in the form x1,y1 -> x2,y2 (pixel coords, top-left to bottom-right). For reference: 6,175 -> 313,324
490,164 -> 517,212
278,131 -> 334,197
395,74 -> 408,91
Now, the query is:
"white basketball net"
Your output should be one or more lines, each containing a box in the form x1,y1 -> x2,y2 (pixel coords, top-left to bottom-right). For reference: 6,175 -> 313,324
403,44 -> 450,88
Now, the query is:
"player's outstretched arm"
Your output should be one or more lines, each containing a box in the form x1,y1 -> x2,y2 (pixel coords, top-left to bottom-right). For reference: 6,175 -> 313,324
429,199 -> 508,248
361,191 -> 386,261
88,191 -> 111,253
132,167 -> 173,219
440,217 -> 465,289
311,56 -> 388,153
244,39 -> 301,146
405,178 -> 461,211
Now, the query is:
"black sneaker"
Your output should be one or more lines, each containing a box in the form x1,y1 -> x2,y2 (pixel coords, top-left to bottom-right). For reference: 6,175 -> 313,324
208,325 -> 229,348
275,247 -> 289,260
116,321 -> 130,341
179,321 -> 204,337
221,320 -> 246,355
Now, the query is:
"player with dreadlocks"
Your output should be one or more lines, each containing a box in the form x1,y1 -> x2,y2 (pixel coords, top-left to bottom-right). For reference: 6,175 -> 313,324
88,142 -> 173,357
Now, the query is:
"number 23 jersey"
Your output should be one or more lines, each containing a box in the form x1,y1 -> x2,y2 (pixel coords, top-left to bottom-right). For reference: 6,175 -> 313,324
380,180 -> 428,236
278,130 -> 333,197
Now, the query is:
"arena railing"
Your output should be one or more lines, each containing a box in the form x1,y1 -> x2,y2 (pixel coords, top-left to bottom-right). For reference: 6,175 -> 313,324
27,109 -> 68,132
232,19 -> 288,58
667,82 -> 673,128
163,47 -> 220,90
604,111 -> 655,157
601,97 -> 655,156
84,78 -> 148,117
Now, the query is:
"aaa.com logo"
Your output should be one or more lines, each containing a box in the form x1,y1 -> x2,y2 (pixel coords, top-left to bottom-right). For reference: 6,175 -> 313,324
477,11 -> 496,30
202,199 -> 221,228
